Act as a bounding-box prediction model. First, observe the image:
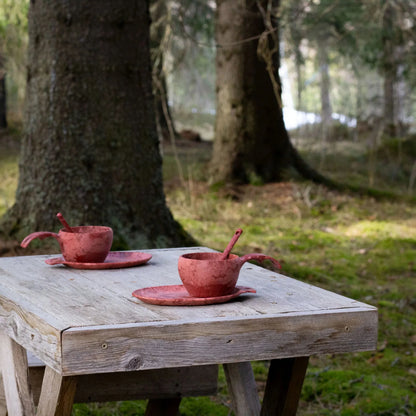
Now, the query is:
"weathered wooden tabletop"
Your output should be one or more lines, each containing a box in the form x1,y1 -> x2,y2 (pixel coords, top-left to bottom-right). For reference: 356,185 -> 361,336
0,247 -> 377,377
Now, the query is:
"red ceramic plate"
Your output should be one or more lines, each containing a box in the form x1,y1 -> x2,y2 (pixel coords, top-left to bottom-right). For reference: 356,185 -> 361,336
45,251 -> 152,269
132,285 -> 256,306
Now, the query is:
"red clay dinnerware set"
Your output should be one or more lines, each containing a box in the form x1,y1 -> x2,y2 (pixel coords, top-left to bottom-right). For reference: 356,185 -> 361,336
21,219 -> 280,306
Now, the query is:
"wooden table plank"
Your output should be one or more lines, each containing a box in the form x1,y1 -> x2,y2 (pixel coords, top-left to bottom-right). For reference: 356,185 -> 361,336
61,308 -> 377,375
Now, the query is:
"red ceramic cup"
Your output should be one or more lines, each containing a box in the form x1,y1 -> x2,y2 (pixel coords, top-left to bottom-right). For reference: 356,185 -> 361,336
178,253 -> 244,298
178,252 -> 281,298
21,226 -> 113,263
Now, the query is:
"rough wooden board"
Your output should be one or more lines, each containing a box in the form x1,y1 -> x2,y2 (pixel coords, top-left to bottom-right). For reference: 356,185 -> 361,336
224,362 -> 261,415
61,308 -> 377,375
74,365 -> 217,403
36,367 -> 76,416
0,376 -> 6,416
0,365 -> 218,407
0,248 -> 375,325
0,334 -> 35,416
260,357 -> 309,416
0,295 -> 62,372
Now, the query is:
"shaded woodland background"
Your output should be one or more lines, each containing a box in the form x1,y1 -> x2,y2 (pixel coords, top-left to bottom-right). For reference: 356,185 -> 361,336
0,1 -> 415,415
3,0 -> 416,154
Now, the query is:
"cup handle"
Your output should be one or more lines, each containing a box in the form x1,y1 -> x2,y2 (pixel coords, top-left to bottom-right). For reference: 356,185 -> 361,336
20,232 -> 60,248
238,253 -> 281,270
45,257 -> 65,265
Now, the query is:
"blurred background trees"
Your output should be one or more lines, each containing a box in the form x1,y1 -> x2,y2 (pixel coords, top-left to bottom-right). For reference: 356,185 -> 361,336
0,0 -> 28,127
3,0 -> 416,139
1,0 -> 416,191
281,0 -> 416,137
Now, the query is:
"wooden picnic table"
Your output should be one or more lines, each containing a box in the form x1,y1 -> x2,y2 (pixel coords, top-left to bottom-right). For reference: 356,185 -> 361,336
0,247 -> 377,415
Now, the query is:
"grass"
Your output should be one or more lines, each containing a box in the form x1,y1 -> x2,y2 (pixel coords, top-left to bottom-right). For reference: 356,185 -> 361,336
0,129 -> 19,217
1,126 -> 416,415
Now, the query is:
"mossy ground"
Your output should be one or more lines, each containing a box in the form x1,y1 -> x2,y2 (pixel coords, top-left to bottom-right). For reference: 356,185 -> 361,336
1,127 -> 415,415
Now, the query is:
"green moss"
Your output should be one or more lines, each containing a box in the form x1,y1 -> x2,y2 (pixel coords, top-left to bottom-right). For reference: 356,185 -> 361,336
0,155 -> 19,217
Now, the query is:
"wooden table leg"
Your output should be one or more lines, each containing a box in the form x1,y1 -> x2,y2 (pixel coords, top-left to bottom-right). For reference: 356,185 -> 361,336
0,333 -> 35,416
261,357 -> 309,416
223,362 -> 261,416
36,367 -> 77,416
0,374 -> 7,416
145,398 -> 181,416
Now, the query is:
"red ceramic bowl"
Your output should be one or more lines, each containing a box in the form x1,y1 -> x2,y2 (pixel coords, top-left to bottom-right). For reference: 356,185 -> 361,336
21,225 -> 113,263
178,252 -> 241,298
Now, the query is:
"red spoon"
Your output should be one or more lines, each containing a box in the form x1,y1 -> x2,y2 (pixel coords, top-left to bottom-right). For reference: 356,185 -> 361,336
220,228 -> 243,260
56,212 -> 73,233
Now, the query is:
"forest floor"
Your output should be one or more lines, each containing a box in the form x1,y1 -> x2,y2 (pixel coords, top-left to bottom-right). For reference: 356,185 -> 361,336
1,124 -> 416,415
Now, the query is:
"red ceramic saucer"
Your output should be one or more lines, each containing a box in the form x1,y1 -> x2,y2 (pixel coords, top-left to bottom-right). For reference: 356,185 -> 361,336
45,251 -> 152,269
132,285 -> 256,306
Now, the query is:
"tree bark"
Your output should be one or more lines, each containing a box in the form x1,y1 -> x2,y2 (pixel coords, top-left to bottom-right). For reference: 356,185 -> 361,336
1,0 -> 192,248
0,75 -> 7,129
382,2 -> 397,137
317,37 -> 332,137
211,0 -> 292,184
150,0 -> 178,143
0,54 -> 7,129
382,2 -> 400,136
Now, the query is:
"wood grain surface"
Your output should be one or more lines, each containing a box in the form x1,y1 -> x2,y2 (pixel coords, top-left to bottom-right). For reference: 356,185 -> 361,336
0,248 -> 377,376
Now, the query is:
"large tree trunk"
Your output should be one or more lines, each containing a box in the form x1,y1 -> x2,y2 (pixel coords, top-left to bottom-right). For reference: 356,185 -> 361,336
211,0 -> 292,184
1,0 -> 192,248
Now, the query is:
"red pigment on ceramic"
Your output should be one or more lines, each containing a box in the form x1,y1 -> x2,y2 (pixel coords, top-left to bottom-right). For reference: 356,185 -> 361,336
178,252 -> 280,298
21,226 -> 113,263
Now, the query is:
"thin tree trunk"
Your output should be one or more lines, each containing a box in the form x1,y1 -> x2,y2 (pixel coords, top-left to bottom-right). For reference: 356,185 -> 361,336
0,55 -> 7,129
316,37 -> 332,168
382,2 -> 396,137
317,37 -> 332,132
0,76 -> 7,129
150,0 -> 178,143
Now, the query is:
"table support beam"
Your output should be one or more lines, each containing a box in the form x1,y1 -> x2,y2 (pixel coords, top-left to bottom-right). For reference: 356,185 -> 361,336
0,333 -> 35,416
224,362 -> 261,416
261,356 -> 309,416
36,367 -> 77,416
145,398 -> 181,416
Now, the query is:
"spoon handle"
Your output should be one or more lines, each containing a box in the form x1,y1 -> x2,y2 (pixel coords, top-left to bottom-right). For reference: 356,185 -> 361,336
56,212 -> 73,232
221,228 -> 243,260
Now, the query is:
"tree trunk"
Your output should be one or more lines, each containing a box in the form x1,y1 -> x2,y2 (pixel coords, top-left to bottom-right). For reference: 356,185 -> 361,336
382,2 -> 396,137
0,55 -> 7,129
150,0 -> 177,143
317,37 -> 332,136
287,0 -> 304,110
1,0 -> 192,248
0,75 -> 7,129
211,0 -> 292,184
